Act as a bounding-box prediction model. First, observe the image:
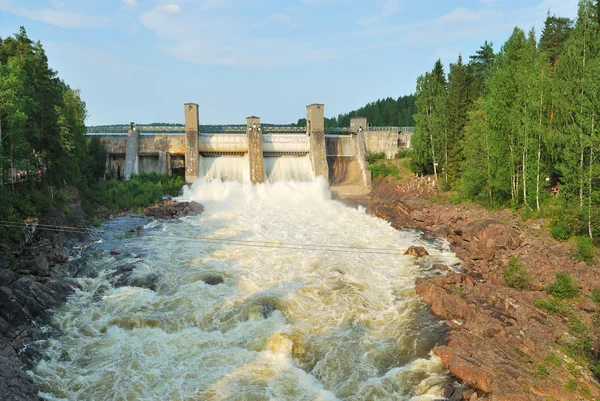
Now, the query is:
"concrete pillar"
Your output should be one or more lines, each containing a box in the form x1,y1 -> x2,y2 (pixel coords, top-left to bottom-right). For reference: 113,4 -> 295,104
158,151 -> 168,175
350,117 -> 371,185
307,104 -> 328,179
354,128 -> 372,186
184,103 -> 200,184
247,116 -> 265,184
124,122 -> 139,180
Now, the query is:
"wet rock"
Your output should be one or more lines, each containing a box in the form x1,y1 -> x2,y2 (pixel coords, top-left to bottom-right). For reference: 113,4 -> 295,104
0,336 -> 39,401
113,272 -> 159,291
405,246 -> 429,257
0,269 -> 16,286
110,250 -> 122,256
202,275 -> 224,286
145,201 -> 204,220
433,264 -> 451,273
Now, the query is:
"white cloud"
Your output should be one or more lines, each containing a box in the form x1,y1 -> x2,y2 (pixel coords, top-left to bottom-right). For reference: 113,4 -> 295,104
0,0 -> 110,29
161,4 -> 181,15
122,0 -> 138,12
140,3 -> 335,66
357,0 -> 402,27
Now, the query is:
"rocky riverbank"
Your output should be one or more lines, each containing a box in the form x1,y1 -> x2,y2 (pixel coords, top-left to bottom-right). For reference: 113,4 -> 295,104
0,194 -> 203,401
368,178 -> 600,401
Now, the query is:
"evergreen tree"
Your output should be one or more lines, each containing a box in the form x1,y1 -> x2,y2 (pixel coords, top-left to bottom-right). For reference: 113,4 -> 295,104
468,41 -> 495,100
446,55 -> 469,182
411,60 -> 447,179
539,13 -> 574,67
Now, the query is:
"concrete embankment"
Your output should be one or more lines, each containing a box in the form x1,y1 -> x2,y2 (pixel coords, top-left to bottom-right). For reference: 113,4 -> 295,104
0,195 -> 203,401
367,178 -> 600,401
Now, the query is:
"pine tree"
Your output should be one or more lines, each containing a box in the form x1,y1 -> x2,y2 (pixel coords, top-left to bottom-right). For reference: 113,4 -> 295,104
539,13 -> 574,67
446,55 -> 469,183
468,41 -> 495,100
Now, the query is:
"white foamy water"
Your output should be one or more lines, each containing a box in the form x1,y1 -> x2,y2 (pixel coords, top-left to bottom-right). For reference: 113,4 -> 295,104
31,179 -> 460,401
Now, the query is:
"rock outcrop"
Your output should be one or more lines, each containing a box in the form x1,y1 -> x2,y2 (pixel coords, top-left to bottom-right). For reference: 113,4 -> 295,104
144,200 -> 204,219
369,177 -> 600,400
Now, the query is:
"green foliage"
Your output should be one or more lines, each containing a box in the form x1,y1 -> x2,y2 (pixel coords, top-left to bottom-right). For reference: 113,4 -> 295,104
503,256 -> 531,289
368,161 -> 400,180
591,286 -> 600,303
550,217 -> 573,241
565,379 -> 578,392
395,149 -> 413,159
535,364 -> 549,378
547,273 -> 581,299
569,315 -> 589,336
535,297 -> 570,315
366,152 -> 386,164
547,353 -> 562,369
574,236 -> 596,265
83,173 -> 184,213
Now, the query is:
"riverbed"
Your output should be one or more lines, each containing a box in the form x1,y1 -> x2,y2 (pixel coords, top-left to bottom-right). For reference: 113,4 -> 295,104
30,179 -> 460,400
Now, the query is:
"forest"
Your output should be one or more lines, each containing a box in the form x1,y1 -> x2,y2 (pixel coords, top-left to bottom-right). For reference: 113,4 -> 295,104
0,28 -> 182,244
292,95 -> 416,128
410,0 -> 600,250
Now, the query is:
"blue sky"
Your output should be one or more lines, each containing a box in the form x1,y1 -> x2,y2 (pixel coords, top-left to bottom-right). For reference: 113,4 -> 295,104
0,0 -> 579,125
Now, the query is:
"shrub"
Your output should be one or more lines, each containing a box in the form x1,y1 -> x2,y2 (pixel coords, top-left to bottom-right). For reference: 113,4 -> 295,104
395,149 -> 413,159
591,287 -> 600,304
366,152 -> 386,164
535,297 -> 569,315
368,162 -> 400,180
535,364 -> 549,378
503,256 -> 531,289
547,273 -> 580,300
550,218 -> 572,241
574,236 -> 595,265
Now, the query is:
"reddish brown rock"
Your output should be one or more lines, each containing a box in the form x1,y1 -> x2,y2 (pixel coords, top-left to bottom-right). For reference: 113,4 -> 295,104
367,178 -> 600,401
405,245 -> 429,257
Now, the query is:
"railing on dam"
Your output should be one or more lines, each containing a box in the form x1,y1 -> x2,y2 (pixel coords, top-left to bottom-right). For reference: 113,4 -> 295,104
86,125 -> 308,135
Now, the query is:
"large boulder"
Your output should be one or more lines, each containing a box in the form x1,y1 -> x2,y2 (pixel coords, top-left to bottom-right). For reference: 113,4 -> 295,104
145,201 -> 204,220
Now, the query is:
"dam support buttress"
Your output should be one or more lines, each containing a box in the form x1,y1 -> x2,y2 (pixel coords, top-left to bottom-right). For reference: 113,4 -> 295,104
247,116 -> 265,184
124,122 -> 139,180
350,117 -> 371,186
184,103 -> 200,184
307,104 -> 328,179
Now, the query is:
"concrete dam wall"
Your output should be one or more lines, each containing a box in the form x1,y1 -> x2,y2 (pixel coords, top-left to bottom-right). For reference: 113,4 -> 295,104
90,104 -> 411,185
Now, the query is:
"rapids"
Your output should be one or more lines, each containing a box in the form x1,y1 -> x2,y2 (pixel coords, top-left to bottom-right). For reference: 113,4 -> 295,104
30,179 -> 460,400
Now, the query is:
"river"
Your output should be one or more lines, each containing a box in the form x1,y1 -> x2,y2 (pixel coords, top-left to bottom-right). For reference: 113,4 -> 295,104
30,179 -> 460,400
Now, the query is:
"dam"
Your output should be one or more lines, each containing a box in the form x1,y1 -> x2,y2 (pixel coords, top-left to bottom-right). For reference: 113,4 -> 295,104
88,103 -> 414,186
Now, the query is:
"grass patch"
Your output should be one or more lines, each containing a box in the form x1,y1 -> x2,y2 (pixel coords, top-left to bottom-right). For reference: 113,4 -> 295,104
535,297 -> 570,316
535,364 -> 549,378
574,236 -> 596,265
546,353 -> 562,369
565,378 -> 577,393
366,152 -> 386,164
368,160 -> 401,180
547,273 -> 580,300
591,287 -> 600,304
503,256 -> 531,289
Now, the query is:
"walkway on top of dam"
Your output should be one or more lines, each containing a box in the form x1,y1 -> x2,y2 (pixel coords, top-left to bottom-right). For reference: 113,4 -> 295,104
86,125 -> 415,135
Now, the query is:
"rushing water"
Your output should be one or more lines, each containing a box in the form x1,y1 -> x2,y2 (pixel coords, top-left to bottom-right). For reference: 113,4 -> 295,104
30,179 -> 460,400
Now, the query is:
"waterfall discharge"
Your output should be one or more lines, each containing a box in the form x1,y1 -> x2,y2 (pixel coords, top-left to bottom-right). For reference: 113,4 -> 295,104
30,179 -> 460,400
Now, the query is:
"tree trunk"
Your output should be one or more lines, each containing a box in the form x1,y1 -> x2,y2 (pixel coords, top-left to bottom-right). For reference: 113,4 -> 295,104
589,116 -> 595,239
